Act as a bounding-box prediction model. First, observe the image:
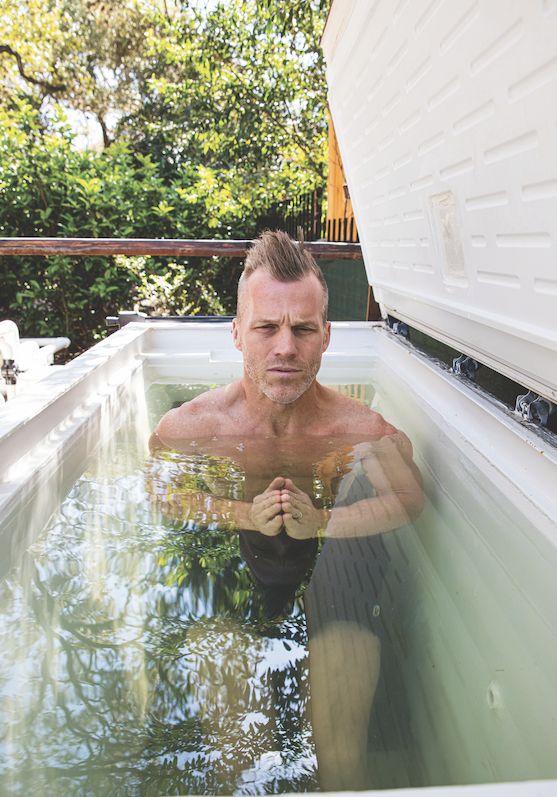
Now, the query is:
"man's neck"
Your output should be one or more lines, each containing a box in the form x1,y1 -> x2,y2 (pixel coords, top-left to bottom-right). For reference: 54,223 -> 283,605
240,376 -> 326,436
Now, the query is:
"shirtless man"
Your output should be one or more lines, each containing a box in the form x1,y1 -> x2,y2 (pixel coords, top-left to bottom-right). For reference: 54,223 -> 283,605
150,231 -> 423,541
149,230 -> 423,790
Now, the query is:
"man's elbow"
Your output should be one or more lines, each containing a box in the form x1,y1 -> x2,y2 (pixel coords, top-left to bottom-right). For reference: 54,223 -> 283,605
404,485 -> 425,523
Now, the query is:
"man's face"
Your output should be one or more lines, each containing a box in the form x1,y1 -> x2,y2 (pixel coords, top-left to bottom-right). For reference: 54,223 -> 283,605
232,270 -> 331,405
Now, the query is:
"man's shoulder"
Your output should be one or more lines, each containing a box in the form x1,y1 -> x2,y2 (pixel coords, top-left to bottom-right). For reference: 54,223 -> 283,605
151,383 -> 241,447
322,387 -> 398,437
328,391 -> 417,461
324,395 -> 417,467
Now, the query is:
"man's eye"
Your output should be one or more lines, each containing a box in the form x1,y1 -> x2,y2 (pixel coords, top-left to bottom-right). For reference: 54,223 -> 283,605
295,326 -> 314,333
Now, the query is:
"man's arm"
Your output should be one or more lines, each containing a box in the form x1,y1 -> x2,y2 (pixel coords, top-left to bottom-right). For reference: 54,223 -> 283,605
149,400 -> 245,527
280,431 -> 424,539
148,475 -> 288,535
148,434 -> 286,536
331,430 -> 424,536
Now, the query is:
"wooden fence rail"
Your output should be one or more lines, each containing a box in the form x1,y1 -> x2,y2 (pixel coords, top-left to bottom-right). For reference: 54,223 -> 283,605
0,237 -> 362,260
0,236 -> 381,319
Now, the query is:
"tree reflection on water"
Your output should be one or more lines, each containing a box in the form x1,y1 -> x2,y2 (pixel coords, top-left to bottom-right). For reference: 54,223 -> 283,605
0,454 -> 318,796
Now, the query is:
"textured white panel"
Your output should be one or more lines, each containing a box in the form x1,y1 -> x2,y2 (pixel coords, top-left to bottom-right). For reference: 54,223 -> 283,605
323,0 -> 557,402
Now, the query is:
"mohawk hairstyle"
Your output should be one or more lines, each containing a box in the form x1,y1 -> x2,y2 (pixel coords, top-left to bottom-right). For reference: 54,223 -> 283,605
237,230 -> 328,321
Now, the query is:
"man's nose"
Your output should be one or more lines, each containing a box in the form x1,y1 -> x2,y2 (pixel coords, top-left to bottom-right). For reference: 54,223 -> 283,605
272,327 -> 297,358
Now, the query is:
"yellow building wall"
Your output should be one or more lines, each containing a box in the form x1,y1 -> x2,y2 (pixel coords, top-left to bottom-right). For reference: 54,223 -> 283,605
326,114 -> 358,241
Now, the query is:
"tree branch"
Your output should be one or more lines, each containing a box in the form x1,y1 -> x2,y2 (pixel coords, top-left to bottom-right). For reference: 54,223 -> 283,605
0,44 -> 66,93
97,112 -> 111,148
224,61 -> 324,179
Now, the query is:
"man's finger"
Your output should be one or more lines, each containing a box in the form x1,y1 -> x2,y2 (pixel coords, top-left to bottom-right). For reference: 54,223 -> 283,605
253,490 -> 280,505
283,478 -> 304,495
280,497 -> 297,514
264,515 -> 284,535
281,498 -> 292,514
282,513 -> 308,532
267,476 -> 286,491
259,501 -> 282,522
265,494 -> 282,511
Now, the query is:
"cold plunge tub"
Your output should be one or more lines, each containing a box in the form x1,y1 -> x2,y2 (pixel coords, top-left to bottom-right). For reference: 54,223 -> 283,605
0,319 -> 556,796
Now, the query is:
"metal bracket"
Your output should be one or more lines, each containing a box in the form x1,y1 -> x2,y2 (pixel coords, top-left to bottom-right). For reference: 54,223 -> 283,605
105,311 -> 236,330
515,390 -> 556,427
106,311 -> 148,330
393,320 -> 409,338
0,358 -> 18,386
387,316 -> 409,338
451,354 -> 481,382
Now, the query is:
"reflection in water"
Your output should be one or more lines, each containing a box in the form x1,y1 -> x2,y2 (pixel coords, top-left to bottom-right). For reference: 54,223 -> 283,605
146,431 -> 422,792
0,402 -> 422,795
0,460 -> 318,794
4,376 -> 556,794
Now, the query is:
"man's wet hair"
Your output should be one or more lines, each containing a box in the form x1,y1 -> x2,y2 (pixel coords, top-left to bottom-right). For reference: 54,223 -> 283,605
237,230 -> 328,322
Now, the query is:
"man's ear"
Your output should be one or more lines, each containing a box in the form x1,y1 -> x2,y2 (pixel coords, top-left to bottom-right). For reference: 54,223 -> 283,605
322,321 -> 331,352
232,317 -> 242,351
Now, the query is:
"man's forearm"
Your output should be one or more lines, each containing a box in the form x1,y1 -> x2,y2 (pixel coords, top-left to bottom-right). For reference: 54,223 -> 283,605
324,491 -> 423,539
192,494 -> 256,531
229,498 -> 257,531
152,487 -> 257,531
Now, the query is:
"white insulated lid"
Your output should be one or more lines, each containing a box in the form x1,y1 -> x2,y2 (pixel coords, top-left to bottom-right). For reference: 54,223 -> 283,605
322,0 -> 557,403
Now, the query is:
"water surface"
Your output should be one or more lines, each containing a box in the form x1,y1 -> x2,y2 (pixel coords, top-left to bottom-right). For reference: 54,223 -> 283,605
1,377 -> 557,794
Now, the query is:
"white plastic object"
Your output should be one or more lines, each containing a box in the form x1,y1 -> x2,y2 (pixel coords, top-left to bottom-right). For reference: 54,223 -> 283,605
322,0 -> 557,403
0,320 -> 18,361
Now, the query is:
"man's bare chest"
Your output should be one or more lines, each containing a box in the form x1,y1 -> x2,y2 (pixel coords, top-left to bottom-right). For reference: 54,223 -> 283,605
191,436 -> 359,501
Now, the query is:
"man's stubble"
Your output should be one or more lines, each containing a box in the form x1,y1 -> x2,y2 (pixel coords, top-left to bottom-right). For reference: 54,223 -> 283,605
244,354 -> 321,405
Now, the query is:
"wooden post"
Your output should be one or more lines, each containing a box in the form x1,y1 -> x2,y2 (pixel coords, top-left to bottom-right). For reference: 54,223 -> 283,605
366,284 -> 382,321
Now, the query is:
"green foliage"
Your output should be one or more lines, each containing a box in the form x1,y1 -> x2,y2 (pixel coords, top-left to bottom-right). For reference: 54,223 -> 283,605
0,1 -> 329,352
0,0 -> 153,141
121,0 -> 328,195
0,101 -> 231,349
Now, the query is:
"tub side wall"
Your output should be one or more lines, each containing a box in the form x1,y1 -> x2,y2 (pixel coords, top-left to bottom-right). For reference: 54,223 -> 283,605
371,331 -> 557,786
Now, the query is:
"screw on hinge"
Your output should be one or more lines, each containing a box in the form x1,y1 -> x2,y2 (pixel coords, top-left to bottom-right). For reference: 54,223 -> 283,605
393,320 -> 409,338
515,390 -> 537,417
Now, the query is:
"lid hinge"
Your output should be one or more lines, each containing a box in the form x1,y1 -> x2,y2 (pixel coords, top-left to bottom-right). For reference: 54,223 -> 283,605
451,354 -> 481,382
387,316 -> 409,338
515,391 -> 557,428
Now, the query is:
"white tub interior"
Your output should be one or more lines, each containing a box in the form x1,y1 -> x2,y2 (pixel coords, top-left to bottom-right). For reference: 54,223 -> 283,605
1,321 -> 556,795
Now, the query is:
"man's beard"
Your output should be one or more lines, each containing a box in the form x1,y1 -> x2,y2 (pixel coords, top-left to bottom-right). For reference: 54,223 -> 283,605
244,356 -> 320,405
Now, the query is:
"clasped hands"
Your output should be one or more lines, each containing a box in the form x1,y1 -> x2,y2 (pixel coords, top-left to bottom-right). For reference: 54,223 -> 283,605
152,473 -> 328,538
248,476 -> 327,540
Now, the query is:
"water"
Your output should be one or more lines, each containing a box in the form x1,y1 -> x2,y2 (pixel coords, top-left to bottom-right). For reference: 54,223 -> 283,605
0,391 -> 317,796
1,374 -> 557,795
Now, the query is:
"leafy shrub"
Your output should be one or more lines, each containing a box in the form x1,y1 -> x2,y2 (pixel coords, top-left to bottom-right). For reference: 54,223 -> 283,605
0,103 -> 241,352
